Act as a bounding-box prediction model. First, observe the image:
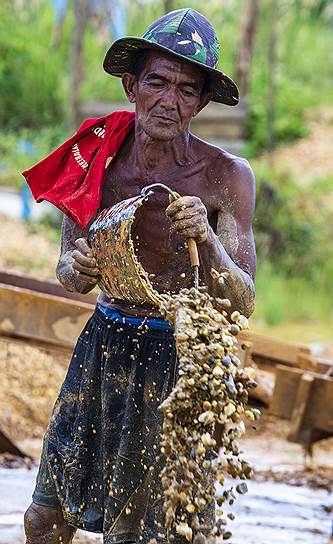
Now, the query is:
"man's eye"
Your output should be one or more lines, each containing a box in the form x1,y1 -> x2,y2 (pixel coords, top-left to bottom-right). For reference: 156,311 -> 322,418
182,89 -> 195,97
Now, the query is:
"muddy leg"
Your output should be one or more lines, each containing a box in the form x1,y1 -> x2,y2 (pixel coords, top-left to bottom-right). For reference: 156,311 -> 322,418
24,502 -> 76,544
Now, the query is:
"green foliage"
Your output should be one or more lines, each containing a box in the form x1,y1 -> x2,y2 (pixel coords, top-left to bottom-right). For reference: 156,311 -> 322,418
27,218 -> 61,245
1,0 -> 332,153
253,261 -> 333,325
246,3 -> 333,155
254,165 -> 313,276
0,125 -> 67,188
308,174 -> 333,194
0,1 -> 69,129
253,164 -> 333,324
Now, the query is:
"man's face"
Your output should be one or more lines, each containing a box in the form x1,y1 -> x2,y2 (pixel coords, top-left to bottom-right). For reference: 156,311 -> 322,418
126,51 -> 209,141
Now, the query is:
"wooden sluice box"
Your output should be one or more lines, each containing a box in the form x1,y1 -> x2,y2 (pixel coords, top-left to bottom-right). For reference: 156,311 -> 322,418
239,330 -> 333,451
1,269 -> 332,455
271,364 -> 333,451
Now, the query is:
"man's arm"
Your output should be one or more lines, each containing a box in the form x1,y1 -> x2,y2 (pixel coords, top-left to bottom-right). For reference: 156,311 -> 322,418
56,216 -> 99,294
199,158 -> 256,317
166,157 -> 256,317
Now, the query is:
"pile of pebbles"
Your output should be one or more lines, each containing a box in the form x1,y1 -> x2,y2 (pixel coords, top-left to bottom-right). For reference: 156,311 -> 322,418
157,279 -> 259,543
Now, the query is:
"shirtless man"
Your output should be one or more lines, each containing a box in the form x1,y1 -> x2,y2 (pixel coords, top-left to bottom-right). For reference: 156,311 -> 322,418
24,8 -> 255,544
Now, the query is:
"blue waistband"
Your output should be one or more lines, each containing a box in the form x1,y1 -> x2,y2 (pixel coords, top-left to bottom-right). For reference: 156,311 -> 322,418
97,304 -> 173,332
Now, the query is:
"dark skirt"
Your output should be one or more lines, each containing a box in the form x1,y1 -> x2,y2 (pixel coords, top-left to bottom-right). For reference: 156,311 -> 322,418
33,307 -> 177,543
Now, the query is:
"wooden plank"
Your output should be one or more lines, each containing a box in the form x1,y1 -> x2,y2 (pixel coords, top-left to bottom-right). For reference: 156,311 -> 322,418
0,269 -> 97,305
0,284 -> 94,350
1,273 -> 331,381
311,377 -> 333,433
1,332 -> 73,359
239,331 -> 311,368
315,356 -> 333,375
296,352 -> 317,371
268,360 -> 333,447
0,429 -> 28,458
288,373 -> 333,447
288,373 -> 315,444
270,365 -> 304,419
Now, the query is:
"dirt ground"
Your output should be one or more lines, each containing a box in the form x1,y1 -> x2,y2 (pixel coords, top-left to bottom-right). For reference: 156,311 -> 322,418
1,411 -> 332,544
0,338 -> 68,443
243,413 -> 333,490
0,214 -> 59,279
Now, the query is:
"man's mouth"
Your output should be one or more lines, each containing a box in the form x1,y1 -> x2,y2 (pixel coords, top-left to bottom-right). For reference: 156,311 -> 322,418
153,114 -> 177,123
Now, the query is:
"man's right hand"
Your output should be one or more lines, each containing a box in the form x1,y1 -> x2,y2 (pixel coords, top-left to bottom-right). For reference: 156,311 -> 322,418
72,238 -> 99,286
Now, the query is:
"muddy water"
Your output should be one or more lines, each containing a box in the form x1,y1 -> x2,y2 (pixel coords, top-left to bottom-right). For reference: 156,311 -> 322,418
0,466 -> 331,544
221,480 -> 332,544
0,467 -> 102,543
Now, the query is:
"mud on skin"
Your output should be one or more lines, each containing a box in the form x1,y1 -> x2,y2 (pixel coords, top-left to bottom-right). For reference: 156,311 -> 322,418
24,503 -> 76,544
56,51 -> 256,318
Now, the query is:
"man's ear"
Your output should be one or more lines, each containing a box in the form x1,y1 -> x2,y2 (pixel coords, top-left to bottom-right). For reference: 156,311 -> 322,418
122,73 -> 137,103
193,91 -> 213,117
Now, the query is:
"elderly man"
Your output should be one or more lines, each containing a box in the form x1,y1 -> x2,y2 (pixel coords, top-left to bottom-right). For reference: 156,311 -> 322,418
23,8 -> 255,544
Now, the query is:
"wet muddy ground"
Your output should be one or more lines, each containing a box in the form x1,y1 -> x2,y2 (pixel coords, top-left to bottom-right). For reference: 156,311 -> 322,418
1,414 -> 332,544
0,466 -> 331,544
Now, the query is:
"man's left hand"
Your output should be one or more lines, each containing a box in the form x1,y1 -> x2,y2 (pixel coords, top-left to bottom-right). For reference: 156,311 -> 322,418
166,196 -> 209,244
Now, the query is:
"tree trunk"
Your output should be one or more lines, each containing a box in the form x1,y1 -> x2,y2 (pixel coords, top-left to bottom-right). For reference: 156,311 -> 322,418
235,0 -> 261,98
163,0 -> 174,14
68,0 -> 87,131
267,0 -> 278,152
311,0 -> 330,18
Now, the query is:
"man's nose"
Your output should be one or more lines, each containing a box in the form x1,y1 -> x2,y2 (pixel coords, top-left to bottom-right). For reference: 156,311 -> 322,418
159,86 -> 178,111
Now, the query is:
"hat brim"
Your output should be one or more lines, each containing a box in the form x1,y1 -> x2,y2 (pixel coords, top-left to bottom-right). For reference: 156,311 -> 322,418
103,37 -> 239,107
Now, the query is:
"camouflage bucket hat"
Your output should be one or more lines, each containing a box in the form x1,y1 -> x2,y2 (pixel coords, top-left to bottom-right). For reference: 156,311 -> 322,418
103,8 -> 239,106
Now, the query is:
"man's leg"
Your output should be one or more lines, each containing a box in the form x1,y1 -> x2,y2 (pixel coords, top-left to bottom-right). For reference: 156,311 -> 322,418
24,503 -> 76,544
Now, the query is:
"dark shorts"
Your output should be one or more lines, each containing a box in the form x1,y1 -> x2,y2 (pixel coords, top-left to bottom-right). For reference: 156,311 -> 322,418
33,306 -> 177,543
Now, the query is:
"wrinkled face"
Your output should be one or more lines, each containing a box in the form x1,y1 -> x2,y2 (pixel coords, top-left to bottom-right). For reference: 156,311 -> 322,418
124,51 -> 209,141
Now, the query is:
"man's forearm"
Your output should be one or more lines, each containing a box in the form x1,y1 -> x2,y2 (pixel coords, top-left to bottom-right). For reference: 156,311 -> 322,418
199,227 -> 255,318
56,251 -> 96,294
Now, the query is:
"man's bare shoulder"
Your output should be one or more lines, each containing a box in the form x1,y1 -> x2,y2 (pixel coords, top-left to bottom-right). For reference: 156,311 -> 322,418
191,135 -> 255,197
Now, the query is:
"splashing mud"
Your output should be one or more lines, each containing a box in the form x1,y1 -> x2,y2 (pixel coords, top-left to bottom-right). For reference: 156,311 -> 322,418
89,194 -> 161,307
156,277 -> 258,543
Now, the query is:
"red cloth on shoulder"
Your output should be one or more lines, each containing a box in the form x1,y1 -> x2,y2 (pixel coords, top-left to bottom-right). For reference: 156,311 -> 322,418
22,110 -> 135,228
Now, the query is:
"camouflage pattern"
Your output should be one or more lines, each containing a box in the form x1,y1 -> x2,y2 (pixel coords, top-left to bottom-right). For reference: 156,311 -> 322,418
103,8 -> 239,106
142,9 -> 221,71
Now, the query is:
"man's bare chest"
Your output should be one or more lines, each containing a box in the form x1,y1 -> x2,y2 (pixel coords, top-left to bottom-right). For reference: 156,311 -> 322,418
100,160 -> 216,218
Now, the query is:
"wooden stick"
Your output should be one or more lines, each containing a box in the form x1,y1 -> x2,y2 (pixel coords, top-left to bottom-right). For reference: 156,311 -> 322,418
187,238 -> 200,268
168,193 -> 200,270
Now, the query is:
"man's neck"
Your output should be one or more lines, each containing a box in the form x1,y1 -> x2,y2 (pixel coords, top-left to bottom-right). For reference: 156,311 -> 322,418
132,123 -> 191,175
